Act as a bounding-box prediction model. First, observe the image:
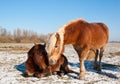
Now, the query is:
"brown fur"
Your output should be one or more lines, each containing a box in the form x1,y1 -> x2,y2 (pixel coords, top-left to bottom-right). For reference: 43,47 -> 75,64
47,19 -> 109,79
23,44 -> 73,78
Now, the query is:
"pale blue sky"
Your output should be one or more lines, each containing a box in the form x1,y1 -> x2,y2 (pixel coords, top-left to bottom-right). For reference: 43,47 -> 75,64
0,0 -> 120,41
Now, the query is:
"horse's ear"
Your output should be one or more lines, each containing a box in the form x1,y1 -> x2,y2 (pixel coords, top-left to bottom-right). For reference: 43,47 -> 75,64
49,33 -> 53,37
43,43 -> 46,47
55,33 -> 60,45
47,33 -> 53,39
34,42 -> 37,45
55,33 -> 60,40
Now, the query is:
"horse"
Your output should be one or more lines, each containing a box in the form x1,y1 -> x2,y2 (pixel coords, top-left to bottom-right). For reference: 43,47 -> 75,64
45,18 -> 109,79
23,43 -> 74,78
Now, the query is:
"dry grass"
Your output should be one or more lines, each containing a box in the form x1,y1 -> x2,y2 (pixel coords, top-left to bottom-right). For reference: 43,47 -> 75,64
109,51 -> 120,56
0,43 -> 34,54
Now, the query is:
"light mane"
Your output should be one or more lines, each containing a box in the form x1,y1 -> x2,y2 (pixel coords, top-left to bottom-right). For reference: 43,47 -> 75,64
57,18 -> 84,47
56,24 -> 66,53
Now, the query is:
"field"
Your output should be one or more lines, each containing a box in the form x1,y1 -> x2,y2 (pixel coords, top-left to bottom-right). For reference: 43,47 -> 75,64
0,43 -> 120,84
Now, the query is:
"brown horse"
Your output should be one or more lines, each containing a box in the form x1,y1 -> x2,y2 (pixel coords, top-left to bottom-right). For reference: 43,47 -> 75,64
45,18 -> 109,79
23,44 -> 74,78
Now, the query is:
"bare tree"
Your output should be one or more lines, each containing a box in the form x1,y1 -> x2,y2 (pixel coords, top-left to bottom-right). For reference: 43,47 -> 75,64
0,27 -> 47,43
14,28 -> 21,43
23,29 -> 29,39
0,28 -> 7,36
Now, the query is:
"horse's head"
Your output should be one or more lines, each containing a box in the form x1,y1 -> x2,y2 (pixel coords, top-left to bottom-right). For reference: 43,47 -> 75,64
33,43 -> 49,70
45,33 -> 64,65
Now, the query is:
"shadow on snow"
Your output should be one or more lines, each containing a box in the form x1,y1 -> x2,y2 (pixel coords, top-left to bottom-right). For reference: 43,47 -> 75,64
14,61 -> 120,79
68,61 -> 120,79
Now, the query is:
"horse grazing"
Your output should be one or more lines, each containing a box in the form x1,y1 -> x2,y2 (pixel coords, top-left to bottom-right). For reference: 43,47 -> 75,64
23,43 -> 74,78
45,18 -> 109,79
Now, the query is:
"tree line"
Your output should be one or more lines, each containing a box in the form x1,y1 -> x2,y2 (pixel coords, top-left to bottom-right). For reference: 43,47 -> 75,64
0,27 -> 47,43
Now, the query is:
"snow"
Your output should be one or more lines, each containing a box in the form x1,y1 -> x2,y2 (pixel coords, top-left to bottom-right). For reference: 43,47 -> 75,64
0,43 -> 120,84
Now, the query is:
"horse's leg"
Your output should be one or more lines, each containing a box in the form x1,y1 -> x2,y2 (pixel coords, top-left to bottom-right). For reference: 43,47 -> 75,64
73,45 -> 89,80
94,49 -> 99,70
34,66 -> 52,78
98,47 -> 105,71
24,57 -> 36,77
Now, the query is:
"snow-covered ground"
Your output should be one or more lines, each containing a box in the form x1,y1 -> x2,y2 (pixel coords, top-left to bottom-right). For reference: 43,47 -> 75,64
0,43 -> 120,84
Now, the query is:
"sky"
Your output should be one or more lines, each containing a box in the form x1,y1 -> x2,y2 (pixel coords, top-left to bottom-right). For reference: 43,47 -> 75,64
0,0 -> 120,41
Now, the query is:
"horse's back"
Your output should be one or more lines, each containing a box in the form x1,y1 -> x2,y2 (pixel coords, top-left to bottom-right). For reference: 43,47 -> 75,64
70,21 -> 109,48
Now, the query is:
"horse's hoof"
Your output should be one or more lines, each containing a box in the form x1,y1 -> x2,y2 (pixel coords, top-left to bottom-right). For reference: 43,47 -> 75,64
23,72 -> 29,77
94,66 -> 102,72
96,67 -> 101,72
34,73 -> 42,78
98,69 -> 101,72
77,75 -> 85,80
37,75 -> 42,78
52,72 -> 57,75
94,66 -> 98,70
79,76 -> 85,80
59,72 -> 64,77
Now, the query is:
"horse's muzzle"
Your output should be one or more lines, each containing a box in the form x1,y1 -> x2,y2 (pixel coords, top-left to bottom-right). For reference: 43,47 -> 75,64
49,58 -> 57,65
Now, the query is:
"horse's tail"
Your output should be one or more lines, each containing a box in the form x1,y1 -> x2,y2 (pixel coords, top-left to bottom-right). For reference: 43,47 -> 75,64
86,50 -> 96,61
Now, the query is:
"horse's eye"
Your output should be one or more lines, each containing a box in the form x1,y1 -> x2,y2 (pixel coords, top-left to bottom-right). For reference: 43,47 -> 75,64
55,45 -> 58,48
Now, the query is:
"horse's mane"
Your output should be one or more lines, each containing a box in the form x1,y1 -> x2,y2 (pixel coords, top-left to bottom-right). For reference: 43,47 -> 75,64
60,18 -> 85,29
